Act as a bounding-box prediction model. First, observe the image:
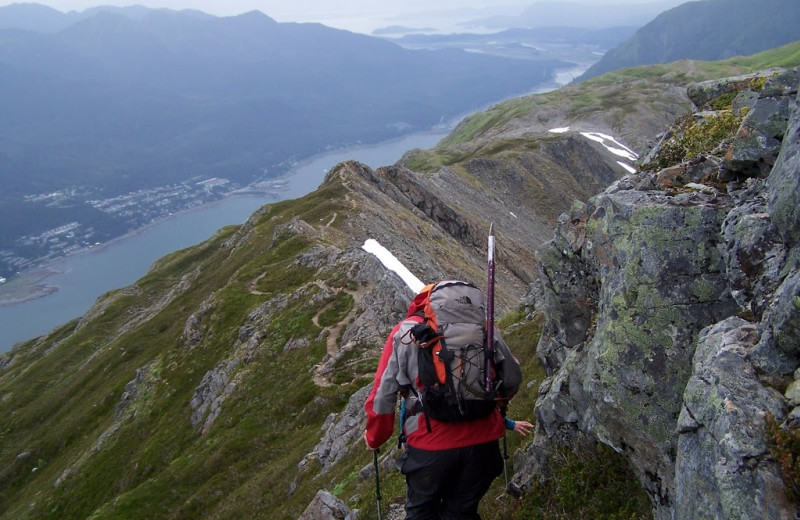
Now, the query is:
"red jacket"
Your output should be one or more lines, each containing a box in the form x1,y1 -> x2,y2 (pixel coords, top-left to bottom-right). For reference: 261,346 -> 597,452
364,317 -> 508,451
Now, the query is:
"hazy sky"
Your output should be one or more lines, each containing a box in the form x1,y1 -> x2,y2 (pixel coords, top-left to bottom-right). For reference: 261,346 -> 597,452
3,0 -> 533,17
0,0 -> 676,32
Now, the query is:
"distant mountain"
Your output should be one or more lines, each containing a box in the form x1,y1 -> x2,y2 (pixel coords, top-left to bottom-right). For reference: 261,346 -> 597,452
466,0 -> 687,30
0,3 -> 202,32
0,5 -> 569,276
0,2 -> 74,31
579,0 -> 800,80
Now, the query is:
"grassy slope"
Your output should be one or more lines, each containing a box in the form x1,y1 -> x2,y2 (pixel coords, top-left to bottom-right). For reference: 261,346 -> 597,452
0,180 -> 359,519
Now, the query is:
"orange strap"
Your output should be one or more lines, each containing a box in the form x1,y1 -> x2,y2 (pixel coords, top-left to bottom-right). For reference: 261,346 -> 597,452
422,288 -> 447,385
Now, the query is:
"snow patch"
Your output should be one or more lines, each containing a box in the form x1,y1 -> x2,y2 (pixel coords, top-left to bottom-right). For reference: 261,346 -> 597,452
362,239 -> 425,293
580,132 -> 638,161
617,161 -> 637,174
549,127 -> 570,133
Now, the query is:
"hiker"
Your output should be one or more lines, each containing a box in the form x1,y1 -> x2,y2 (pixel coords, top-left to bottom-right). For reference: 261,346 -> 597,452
364,280 -> 523,519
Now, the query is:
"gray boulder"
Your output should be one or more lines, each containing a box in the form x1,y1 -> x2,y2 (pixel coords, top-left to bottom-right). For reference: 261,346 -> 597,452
724,68 -> 799,178
676,317 -> 790,520
298,490 -> 357,520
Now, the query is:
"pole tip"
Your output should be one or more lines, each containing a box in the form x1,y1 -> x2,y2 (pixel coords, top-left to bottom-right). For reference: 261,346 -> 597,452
489,222 -> 494,235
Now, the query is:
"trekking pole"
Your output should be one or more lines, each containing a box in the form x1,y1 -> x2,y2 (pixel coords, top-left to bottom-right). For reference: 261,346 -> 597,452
488,226 -> 511,493
485,223 -> 496,393
502,432 -> 510,492
373,449 -> 383,520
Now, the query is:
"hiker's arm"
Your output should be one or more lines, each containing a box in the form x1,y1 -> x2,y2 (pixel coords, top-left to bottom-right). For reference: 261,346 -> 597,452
364,322 -> 404,449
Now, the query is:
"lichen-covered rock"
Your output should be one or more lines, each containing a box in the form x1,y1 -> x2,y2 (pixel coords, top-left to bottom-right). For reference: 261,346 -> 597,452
676,317 -> 790,520
525,68 -> 800,520
763,268 -> 800,357
721,185 -> 786,318
189,358 -> 239,433
768,81 -> 800,245
296,385 -> 370,489
533,181 -> 739,515
181,295 -> 216,348
724,68 -> 799,178
687,70 -> 782,108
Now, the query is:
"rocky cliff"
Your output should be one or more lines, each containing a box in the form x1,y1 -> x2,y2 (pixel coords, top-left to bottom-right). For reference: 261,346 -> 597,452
517,67 -> 800,519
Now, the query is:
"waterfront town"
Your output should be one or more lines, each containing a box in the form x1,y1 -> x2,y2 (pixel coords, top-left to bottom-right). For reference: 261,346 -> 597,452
0,176 -> 285,281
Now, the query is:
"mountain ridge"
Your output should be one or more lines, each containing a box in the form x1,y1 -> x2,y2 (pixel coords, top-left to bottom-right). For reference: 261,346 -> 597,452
2,42 -> 800,518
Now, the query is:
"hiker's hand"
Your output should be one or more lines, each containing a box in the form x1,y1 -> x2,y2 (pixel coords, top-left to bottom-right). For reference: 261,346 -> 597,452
513,420 -> 533,436
364,431 -> 378,451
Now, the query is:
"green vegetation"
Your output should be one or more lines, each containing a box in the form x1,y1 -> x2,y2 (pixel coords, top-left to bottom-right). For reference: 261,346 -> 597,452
445,99 -> 542,148
515,442 -> 651,520
0,183 -> 358,520
405,135 -> 545,173
766,413 -> 800,505
317,292 -> 355,328
689,40 -> 800,79
650,110 -> 743,170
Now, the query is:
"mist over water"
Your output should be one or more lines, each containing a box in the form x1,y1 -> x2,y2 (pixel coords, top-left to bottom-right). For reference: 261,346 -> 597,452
0,131 -> 446,353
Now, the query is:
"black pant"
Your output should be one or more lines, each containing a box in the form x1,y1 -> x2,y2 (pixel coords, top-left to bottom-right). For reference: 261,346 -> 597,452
399,440 -> 503,520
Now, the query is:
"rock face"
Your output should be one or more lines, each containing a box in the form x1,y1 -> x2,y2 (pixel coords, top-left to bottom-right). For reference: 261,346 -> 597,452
298,490 -> 356,520
522,68 -> 800,519
297,386 -> 371,480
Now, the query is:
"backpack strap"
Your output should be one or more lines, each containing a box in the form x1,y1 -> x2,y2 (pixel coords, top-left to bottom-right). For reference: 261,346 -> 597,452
404,282 -> 448,386
420,289 -> 447,386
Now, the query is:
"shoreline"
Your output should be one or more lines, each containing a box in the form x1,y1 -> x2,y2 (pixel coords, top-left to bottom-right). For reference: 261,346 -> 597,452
0,189 -> 283,308
0,267 -> 63,307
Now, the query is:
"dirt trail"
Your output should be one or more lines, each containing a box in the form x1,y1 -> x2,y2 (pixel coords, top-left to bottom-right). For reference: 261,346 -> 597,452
311,282 -> 370,356
246,272 -> 372,387
247,272 -> 268,295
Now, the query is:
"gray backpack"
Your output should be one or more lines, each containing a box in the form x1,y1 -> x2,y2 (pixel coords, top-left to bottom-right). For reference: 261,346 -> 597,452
406,280 -> 520,423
